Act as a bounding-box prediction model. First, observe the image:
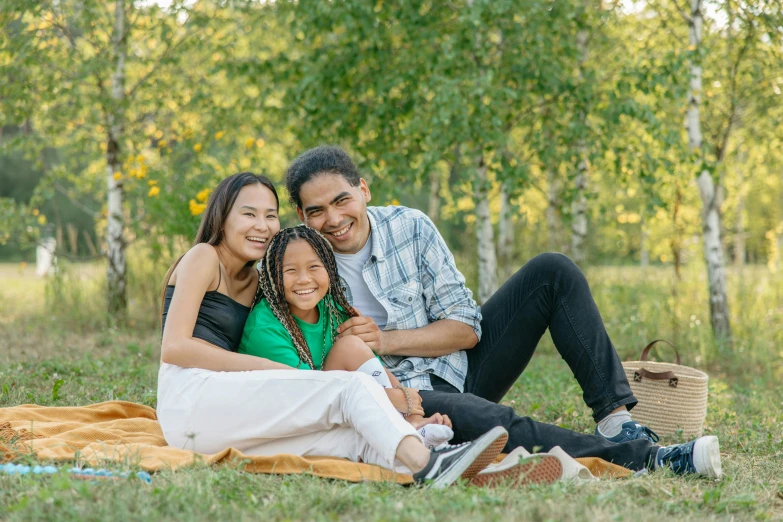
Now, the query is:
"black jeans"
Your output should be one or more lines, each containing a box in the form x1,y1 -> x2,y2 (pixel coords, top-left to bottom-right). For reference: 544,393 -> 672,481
420,253 -> 657,470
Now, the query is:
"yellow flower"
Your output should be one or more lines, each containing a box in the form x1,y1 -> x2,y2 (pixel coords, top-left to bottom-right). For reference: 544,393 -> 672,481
189,199 -> 206,216
32,208 -> 40,216
148,180 -> 158,186
37,215 -> 47,225
391,199 -> 400,206
196,188 -> 211,203
256,138 -> 265,149
135,168 -> 147,179
157,139 -> 167,148
148,186 -> 161,197
193,143 -> 202,152
245,138 -> 255,149
136,155 -> 145,163
154,130 -> 164,139
215,131 -> 225,140
113,172 -> 122,180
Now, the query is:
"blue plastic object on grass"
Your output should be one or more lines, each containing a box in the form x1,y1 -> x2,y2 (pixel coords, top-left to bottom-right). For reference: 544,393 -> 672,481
1,463 -> 150,483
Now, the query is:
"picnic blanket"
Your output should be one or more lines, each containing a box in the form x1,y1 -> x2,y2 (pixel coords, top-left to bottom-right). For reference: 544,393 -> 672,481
0,401 -> 631,483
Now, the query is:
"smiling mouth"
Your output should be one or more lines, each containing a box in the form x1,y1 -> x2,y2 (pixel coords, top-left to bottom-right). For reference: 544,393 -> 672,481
293,289 -> 317,296
329,222 -> 353,238
247,236 -> 267,245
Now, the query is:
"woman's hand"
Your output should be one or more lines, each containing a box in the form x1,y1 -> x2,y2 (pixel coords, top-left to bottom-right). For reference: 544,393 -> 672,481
406,413 -> 452,430
384,388 -> 424,417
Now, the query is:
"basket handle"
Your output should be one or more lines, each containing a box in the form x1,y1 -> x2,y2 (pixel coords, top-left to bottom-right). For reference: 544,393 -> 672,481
639,339 -> 681,365
633,368 -> 679,388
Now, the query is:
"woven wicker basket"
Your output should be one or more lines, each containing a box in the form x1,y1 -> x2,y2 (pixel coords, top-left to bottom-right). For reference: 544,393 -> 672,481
622,340 -> 708,438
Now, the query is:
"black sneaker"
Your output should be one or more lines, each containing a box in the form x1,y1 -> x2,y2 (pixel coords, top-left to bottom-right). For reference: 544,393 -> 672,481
412,426 -> 508,488
654,435 -> 722,478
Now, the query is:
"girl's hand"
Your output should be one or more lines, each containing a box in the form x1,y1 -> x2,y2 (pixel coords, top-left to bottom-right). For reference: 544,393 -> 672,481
385,388 -> 424,417
406,413 -> 452,430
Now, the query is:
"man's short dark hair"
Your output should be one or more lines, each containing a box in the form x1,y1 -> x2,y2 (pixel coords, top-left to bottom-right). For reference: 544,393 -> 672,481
285,146 -> 361,208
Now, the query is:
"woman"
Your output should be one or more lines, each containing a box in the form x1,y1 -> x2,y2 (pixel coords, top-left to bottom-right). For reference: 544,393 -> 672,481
156,172 -> 508,487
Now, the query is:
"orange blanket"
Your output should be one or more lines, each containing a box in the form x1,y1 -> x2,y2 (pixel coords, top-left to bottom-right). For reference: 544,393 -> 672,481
0,401 -> 630,483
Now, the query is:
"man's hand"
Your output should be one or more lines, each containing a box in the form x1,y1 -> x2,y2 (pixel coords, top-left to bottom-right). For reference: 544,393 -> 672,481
338,309 -> 386,354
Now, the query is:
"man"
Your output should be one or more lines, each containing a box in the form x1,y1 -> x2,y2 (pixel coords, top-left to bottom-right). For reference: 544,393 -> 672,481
284,145 -> 722,478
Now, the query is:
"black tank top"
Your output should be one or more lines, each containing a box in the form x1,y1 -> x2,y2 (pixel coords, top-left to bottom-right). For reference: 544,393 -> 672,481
161,268 -> 253,352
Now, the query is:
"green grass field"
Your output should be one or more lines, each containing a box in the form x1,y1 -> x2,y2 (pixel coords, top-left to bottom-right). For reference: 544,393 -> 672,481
1,260 -> 782,521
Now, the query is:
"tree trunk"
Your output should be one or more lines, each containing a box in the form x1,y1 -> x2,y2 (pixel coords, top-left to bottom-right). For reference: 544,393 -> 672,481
570,21 -> 590,266
106,0 -> 128,319
545,159 -> 565,253
497,184 -> 514,283
687,0 -> 732,346
640,210 -> 649,269
734,162 -> 745,267
474,157 -> 497,304
427,169 -> 440,226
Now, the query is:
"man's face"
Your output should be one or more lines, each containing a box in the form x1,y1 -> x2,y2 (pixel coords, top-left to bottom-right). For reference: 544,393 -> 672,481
297,174 -> 372,255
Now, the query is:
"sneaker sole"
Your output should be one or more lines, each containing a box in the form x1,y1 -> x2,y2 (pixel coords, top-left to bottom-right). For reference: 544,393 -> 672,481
469,455 -> 563,487
429,426 -> 508,489
693,435 -> 722,479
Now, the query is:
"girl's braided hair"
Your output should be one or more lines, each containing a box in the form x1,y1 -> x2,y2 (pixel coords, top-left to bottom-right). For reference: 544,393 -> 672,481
257,225 -> 358,369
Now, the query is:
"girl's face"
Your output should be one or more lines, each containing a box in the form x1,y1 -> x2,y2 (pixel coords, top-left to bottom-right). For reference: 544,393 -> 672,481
222,184 -> 280,262
281,239 -> 330,321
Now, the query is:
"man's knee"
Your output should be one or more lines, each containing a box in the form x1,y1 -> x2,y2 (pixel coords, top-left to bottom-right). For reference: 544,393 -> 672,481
521,252 -> 583,283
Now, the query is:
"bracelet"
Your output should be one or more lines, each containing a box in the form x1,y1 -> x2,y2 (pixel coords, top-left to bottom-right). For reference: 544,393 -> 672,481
394,384 -> 413,417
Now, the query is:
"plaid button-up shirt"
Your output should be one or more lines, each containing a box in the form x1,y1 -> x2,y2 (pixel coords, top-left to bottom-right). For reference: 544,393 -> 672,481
338,206 -> 482,391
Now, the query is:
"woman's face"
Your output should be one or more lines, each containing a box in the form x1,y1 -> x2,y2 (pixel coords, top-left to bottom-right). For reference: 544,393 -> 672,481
222,183 -> 280,262
281,239 -> 330,320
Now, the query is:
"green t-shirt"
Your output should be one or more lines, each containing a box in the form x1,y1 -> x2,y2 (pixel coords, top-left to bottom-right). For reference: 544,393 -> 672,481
238,298 -> 342,370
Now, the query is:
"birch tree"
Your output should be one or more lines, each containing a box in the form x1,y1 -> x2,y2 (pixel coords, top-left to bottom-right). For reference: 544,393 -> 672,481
570,8 -> 591,266
2,1 -> 219,320
105,0 -> 128,315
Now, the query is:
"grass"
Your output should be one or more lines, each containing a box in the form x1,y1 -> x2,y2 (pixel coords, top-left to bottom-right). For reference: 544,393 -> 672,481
1,259 -> 782,521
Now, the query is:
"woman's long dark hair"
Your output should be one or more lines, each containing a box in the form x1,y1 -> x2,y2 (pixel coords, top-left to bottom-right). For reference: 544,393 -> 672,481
258,225 -> 358,369
160,172 -> 279,317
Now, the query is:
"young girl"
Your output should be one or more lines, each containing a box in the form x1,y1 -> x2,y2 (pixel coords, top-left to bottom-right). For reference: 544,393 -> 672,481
239,225 -> 454,449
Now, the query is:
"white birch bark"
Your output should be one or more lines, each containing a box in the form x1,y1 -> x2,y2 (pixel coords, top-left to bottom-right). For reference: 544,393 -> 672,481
687,0 -> 732,344
497,185 -> 514,282
474,157 -> 498,304
640,210 -> 649,269
106,0 -> 128,317
427,169 -> 440,226
733,162 -> 745,267
545,170 -> 563,252
570,22 -> 590,266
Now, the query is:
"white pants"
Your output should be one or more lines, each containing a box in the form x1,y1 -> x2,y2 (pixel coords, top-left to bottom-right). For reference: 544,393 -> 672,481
156,363 -> 420,472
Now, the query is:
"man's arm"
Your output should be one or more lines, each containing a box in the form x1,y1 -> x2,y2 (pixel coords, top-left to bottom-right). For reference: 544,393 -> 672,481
382,319 -> 478,357
338,213 -> 481,357
337,314 -> 477,357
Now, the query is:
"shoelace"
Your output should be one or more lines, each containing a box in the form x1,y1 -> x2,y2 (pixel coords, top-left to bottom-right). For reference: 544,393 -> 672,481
656,442 -> 695,474
433,441 -> 470,452
625,424 -> 660,443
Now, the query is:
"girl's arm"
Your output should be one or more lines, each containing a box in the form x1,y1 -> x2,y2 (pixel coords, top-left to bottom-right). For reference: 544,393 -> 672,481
161,244 -> 293,372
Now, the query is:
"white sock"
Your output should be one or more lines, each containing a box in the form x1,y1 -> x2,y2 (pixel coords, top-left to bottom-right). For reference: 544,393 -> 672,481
356,358 -> 392,388
597,410 -> 633,437
419,424 -> 454,449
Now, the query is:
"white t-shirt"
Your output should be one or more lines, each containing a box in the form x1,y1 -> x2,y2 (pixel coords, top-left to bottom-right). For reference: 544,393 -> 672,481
333,233 -> 389,329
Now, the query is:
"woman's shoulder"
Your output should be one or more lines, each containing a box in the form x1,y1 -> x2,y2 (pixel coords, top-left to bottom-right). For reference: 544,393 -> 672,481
168,244 -> 219,286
